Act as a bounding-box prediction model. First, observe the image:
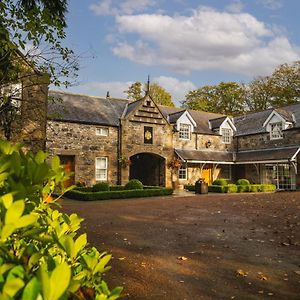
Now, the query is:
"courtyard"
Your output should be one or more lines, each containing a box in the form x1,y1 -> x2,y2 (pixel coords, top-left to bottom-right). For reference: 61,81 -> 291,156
62,192 -> 300,300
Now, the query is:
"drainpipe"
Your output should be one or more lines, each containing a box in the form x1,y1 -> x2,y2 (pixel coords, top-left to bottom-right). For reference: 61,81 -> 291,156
117,120 -> 122,185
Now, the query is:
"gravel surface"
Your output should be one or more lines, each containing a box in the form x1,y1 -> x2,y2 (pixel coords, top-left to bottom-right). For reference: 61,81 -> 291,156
61,191 -> 300,300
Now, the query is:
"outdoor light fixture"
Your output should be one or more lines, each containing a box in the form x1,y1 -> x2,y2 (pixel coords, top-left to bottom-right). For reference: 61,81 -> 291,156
205,140 -> 212,148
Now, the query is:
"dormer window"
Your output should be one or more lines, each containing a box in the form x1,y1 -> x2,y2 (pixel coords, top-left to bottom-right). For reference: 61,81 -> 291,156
96,127 -> 108,136
270,122 -> 283,140
221,128 -> 232,144
179,123 -> 191,140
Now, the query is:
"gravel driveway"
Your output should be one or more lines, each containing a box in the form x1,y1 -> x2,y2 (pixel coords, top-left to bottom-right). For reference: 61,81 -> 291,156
61,191 -> 300,300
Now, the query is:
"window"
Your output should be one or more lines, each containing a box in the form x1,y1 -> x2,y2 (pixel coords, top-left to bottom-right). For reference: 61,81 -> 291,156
179,123 -> 191,140
219,165 -> 231,180
270,122 -> 283,140
96,127 -> 108,136
221,128 -> 231,144
178,166 -> 187,180
95,157 -> 107,181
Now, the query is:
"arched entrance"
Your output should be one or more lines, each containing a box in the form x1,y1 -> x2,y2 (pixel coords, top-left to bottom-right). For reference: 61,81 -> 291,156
130,153 -> 165,186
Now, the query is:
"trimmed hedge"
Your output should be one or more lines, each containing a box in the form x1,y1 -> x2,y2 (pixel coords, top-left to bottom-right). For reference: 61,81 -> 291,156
237,184 -> 250,193
236,179 -> 250,185
124,179 -> 143,190
212,178 -> 228,186
208,185 -> 227,193
92,182 -> 109,192
109,185 -> 125,191
184,185 -> 195,192
260,184 -> 276,192
65,187 -> 173,201
225,184 -> 238,193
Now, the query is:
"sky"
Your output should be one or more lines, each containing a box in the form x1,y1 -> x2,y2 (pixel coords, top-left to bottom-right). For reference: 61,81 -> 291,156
58,0 -> 300,106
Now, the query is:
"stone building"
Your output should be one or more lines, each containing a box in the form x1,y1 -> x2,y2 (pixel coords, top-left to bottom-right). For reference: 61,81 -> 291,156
46,90 -> 300,190
0,52 -> 49,151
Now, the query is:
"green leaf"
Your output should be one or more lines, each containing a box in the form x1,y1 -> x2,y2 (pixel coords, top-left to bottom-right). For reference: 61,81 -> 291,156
35,151 -> 47,164
7,266 -> 25,280
1,193 -> 13,209
1,224 -> 16,241
21,277 -> 41,300
3,278 -> 25,297
15,215 -> 38,229
59,236 -> 74,258
39,264 -> 50,300
49,262 -> 71,300
93,254 -> 112,275
5,200 -> 24,224
73,234 -> 87,258
51,156 -> 60,171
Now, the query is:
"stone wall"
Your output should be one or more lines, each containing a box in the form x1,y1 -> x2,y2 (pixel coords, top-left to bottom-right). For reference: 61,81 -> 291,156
237,128 -> 300,151
3,73 -> 49,152
46,121 -> 119,186
120,118 -> 174,187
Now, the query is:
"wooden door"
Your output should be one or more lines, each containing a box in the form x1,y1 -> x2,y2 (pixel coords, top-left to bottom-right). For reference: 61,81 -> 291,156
202,167 -> 212,185
59,155 -> 75,187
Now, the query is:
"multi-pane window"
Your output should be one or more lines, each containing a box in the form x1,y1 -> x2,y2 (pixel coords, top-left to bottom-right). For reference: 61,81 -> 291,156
178,166 -> 187,180
95,157 -> 107,181
96,127 -> 108,136
179,123 -> 191,140
221,128 -> 231,144
270,122 -> 283,140
219,165 -> 231,180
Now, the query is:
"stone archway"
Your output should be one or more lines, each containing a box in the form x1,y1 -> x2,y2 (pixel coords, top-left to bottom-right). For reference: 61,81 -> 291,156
130,153 -> 165,186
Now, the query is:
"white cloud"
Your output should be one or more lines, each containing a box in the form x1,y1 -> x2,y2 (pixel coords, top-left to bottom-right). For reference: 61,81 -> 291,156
66,77 -> 196,105
69,81 -> 133,98
153,76 -> 196,103
89,0 -> 156,16
258,0 -> 283,10
226,0 -> 245,13
111,7 -> 299,76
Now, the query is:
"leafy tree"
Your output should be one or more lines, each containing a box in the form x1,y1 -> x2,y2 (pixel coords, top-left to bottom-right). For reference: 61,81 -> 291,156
124,81 -> 175,106
183,82 -> 245,116
124,81 -> 143,101
0,0 -> 79,140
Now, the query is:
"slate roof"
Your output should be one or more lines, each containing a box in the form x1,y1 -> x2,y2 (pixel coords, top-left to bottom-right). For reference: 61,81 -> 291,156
48,91 -> 128,126
167,110 -> 186,124
175,149 -> 234,163
236,146 -> 300,163
159,106 -> 224,134
234,103 -> 300,136
209,116 -> 227,130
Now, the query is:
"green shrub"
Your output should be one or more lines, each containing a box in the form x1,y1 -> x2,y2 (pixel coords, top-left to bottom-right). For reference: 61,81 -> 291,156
225,184 -> 238,193
249,184 -> 260,192
92,182 -> 109,192
66,188 -> 173,201
109,185 -> 125,191
184,184 -> 195,192
236,178 -> 250,185
75,186 -> 93,192
0,140 -> 122,299
212,178 -> 228,186
237,185 -> 250,192
208,185 -> 227,193
124,179 -> 143,190
260,184 -> 276,192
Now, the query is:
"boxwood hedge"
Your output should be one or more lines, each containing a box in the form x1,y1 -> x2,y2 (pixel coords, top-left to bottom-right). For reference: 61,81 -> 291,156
66,187 -> 173,201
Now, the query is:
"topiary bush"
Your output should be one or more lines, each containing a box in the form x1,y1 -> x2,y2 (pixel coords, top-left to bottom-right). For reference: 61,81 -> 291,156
92,182 -> 109,192
236,178 -> 250,185
124,179 -> 143,190
260,184 -> 276,192
237,184 -> 250,192
208,185 -> 227,193
212,178 -> 228,186
225,184 -> 238,193
0,140 -> 122,299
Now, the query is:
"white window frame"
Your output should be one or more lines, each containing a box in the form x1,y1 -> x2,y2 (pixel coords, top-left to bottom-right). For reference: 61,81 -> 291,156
178,166 -> 187,180
96,127 -> 109,136
179,123 -> 191,140
221,128 -> 231,144
270,122 -> 283,140
95,157 -> 108,181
